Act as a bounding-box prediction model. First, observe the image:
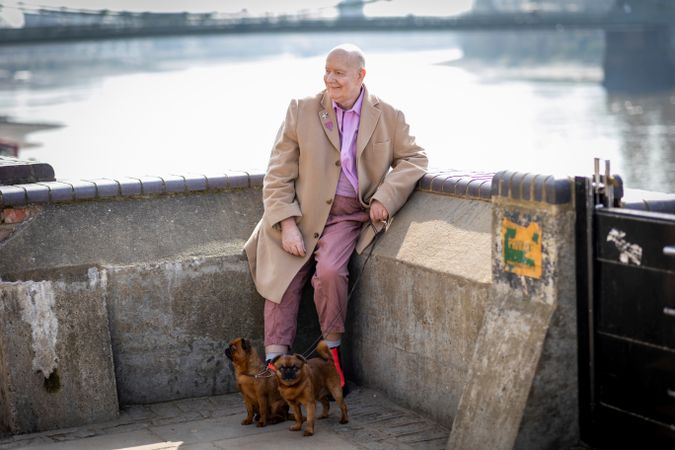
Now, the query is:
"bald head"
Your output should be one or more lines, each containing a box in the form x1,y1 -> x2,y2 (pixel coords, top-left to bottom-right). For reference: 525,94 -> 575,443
326,44 -> 366,71
324,43 -> 367,109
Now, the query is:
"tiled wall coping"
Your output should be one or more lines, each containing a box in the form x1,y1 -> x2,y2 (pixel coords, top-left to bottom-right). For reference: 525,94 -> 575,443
0,171 -> 263,207
417,170 -> 495,201
0,169 -> 576,207
491,170 -> 572,205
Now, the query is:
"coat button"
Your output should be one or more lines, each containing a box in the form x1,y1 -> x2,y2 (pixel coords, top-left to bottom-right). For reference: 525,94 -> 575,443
326,198 -> 333,205
335,160 -> 341,166
313,232 -> 320,238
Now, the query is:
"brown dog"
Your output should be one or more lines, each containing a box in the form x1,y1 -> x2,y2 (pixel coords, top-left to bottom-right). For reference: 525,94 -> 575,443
225,337 -> 288,427
272,341 -> 348,436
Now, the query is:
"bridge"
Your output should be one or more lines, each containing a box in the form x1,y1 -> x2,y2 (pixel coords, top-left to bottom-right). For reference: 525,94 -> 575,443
0,0 -> 673,90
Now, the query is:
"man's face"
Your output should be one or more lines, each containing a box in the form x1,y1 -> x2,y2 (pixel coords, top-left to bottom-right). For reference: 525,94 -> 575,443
324,51 -> 365,109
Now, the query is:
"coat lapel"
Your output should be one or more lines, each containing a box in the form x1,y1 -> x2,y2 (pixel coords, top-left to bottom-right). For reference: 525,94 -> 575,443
320,93 -> 340,152
356,89 -> 381,160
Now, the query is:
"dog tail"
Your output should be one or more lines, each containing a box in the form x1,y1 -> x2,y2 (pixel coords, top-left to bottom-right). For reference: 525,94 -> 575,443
315,341 -> 333,361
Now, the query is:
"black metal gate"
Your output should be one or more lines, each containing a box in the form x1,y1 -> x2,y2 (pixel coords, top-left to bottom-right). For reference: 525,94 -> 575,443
576,172 -> 675,449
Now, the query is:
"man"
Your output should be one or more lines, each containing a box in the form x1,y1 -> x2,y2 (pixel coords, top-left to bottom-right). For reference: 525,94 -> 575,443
244,44 -> 427,387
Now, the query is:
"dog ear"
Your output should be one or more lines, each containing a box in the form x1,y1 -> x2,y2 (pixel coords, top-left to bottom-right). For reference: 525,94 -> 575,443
241,338 -> 250,351
271,354 -> 283,364
224,347 -> 232,359
293,353 -> 308,364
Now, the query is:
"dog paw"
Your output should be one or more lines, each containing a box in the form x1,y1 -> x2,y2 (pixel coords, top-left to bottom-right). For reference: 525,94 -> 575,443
289,424 -> 302,431
241,418 -> 253,426
303,430 -> 314,437
339,418 -> 349,424
256,421 -> 266,428
318,414 -> 329,420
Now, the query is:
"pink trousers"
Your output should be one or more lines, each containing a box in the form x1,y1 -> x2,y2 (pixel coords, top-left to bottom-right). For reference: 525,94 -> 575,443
264,195 -> 369,347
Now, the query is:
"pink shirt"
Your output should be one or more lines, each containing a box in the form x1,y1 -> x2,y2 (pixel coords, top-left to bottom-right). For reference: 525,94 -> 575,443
332,86 -> 365,198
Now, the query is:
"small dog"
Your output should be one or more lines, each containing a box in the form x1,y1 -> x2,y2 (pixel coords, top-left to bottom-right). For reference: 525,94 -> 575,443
225,337 -> 288,427
272,341 -> 348,436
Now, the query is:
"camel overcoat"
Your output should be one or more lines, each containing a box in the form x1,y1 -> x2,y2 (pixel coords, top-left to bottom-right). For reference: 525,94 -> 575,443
244,86 -> 428,303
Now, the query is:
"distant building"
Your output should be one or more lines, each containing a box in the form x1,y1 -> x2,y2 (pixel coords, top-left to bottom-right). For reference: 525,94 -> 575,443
337,0 -> 365,19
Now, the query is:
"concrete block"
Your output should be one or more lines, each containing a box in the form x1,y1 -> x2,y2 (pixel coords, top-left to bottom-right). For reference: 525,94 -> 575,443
0,266 -> 118,434
204,174 -> 228,190
38,182 -> 75,203
159,175 -> 186,193
447,299 -> 556,450
478,180 -> 492,200
137,177 -> 165,195
86,179 -> 119,198
18,183 -> 50,204
0,185 -> 27,207
182,174 -> 207,192
417,174 -> 433,191
247,172 -> 264,187
466,179 -> 483,198
224,171 -> 249,189
117,178 -> 142,197
429,174 -> 446,192
103,255 -> 262,404
440,177 -> 459,195
65,180 -> 97,201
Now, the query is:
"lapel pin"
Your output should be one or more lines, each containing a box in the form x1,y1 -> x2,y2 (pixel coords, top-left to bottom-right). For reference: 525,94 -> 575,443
324,120 -> 333,131
320,112 -> 329,120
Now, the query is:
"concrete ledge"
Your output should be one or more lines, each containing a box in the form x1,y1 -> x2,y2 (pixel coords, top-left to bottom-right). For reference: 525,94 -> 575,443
417,170 -> 494,201
0,156 -> 55,186
0,171 -> 260,207
491,170 -> 572,205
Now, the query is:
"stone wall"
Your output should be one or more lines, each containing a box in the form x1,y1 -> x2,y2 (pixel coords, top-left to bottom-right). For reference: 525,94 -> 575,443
0,170 -> 581,450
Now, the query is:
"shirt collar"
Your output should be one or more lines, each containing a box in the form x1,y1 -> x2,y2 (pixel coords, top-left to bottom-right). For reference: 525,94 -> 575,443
332,85 -> 365,115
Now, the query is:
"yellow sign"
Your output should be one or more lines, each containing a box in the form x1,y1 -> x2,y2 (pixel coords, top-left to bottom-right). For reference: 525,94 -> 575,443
502,219 -> 542,279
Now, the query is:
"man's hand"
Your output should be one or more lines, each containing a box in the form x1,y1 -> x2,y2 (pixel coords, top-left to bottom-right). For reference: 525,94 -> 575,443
280,217 -> 306,257
369,200 -> 389,223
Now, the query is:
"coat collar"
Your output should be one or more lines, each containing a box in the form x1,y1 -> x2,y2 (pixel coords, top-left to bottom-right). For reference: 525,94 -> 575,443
319,85 -> 381,155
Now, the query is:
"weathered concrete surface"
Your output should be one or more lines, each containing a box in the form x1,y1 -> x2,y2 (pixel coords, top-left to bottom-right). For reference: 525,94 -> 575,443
0,387 -> 449,450
104,254 -> 256,405
103,251 -> 321,405
0,189 -> 263,275
0,266 -> 118,434
448,195 -> 578,450
346,192 -> 493,428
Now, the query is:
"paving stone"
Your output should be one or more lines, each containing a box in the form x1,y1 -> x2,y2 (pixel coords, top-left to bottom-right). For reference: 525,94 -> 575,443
150,411 -> 205,427
0,388 -> 449,450
211,428 -> 359,450
119,404 -> 155,421
17,429 -> 164,450
0,436 -> 54,449
148,402 -> 184,418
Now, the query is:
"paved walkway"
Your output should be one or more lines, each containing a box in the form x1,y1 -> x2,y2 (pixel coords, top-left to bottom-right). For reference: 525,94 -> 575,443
0,386 -> 449,450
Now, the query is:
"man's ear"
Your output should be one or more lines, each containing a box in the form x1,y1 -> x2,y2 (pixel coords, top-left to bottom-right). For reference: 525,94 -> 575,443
359,67 -> 366,81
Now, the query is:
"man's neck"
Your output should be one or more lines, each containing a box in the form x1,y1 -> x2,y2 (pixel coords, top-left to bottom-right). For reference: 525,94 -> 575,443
335,86 -> 364,111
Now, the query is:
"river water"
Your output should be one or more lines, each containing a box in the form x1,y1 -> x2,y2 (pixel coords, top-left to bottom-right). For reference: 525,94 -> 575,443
0,31 -> 673,192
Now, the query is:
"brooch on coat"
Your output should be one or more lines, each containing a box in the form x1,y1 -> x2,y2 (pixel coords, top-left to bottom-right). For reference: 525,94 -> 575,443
320,112 -> 333,131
